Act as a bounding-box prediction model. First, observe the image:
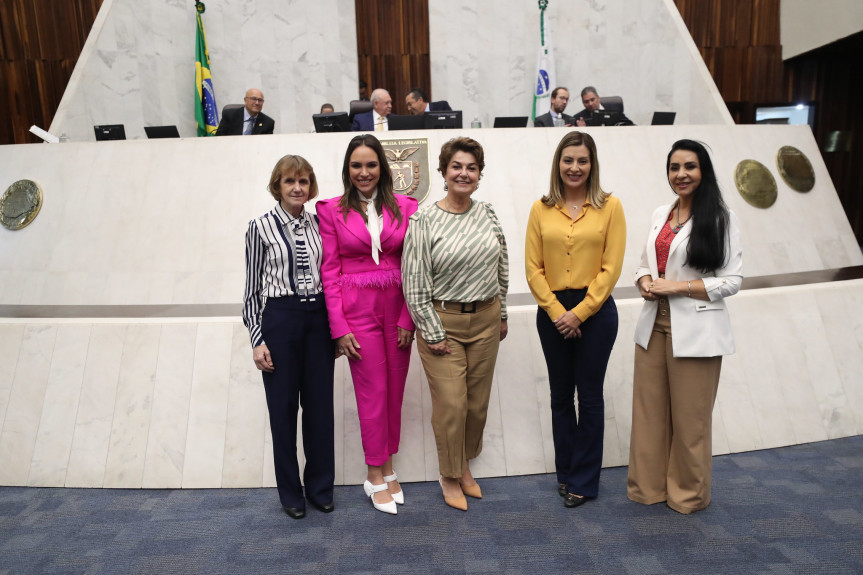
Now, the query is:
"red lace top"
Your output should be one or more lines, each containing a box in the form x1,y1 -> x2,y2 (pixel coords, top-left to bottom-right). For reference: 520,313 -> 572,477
655,213 -> 678,274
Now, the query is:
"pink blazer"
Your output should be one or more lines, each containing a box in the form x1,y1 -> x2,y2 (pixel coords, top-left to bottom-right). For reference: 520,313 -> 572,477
316,193 -> 418,339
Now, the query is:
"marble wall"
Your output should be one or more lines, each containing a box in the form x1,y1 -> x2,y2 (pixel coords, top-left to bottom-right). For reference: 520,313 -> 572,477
49,0 -> 729,142
50,0 -> 360,141
781,0 -> 863,59
430,0 -> 731,127
2,280 -> 862,488
1,125 -> 858,307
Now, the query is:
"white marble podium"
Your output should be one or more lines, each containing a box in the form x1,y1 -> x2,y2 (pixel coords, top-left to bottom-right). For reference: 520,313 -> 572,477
1,125 -> 861,488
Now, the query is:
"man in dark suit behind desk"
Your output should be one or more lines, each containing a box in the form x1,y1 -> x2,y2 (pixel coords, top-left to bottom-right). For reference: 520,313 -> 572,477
572,86 -> 634,126
352,88 -> 395,131
215,88 -> 275,135
404,88 -> 452,115
534,86 -> 573,127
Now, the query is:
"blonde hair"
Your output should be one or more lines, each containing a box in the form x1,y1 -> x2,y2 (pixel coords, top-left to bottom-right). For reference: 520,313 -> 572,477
542,131 -> 609,210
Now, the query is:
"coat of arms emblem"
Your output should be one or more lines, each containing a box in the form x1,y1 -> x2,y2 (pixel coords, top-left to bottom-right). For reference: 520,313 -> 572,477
382,138 -> 431,204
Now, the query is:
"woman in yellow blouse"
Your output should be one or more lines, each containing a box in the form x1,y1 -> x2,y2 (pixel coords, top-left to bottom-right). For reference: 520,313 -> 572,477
525,131 -> 626,508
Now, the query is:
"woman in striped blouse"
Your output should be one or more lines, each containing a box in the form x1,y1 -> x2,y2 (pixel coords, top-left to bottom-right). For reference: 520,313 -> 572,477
402,137 -> 509,511
242,155 -> 335,520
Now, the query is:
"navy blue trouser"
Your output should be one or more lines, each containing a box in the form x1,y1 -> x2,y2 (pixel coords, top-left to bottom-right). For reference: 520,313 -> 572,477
536,289 -> 618,497
261,295 -> 335,509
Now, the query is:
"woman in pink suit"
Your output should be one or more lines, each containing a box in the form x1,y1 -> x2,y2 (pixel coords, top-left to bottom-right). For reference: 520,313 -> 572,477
317,134 -> 418,515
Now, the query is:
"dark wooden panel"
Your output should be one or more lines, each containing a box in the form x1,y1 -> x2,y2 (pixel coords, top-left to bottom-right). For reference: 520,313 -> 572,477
0,1 -> 24,60
675,0 -> 783,109
751,0 -> 780,46
1,0 -> 103,145
784,32 -> 863,243
356,0 -> 430,116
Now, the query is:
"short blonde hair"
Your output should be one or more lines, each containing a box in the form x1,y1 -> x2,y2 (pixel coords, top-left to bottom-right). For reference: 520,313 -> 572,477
267,155 -> 318,202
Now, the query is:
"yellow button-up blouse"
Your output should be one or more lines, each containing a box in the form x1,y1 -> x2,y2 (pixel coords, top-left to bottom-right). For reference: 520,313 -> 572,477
525,195 -> 626,322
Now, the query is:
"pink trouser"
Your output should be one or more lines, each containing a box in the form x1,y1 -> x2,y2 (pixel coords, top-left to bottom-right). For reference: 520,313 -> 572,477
343,282 -> 412,466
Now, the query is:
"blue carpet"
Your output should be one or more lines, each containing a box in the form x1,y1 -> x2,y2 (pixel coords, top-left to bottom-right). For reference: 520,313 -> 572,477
1,436 -> 862,574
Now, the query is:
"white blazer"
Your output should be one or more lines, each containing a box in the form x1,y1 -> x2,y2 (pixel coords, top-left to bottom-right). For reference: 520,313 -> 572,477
633,203 -> 743,357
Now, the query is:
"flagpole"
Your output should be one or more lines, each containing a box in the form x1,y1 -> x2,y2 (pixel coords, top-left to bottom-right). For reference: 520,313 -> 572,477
539,0 -> 547,46
195,1 -> 220,136
532,0 -> 552,122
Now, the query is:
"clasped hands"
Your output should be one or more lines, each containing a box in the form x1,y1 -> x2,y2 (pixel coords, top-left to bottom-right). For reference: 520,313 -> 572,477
639,275 -> 675,301
554,310 -> 582,339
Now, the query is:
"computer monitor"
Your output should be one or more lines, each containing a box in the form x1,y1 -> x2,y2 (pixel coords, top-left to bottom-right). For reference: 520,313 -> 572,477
650,112 -> 676,125
93,125 -> 126,141
144,125 -> 181,138
313,112 -> 352,133
493,116 -> 529,128
388,115 -> 425,131
424,110 -> 462,129
586,111 -> 622,127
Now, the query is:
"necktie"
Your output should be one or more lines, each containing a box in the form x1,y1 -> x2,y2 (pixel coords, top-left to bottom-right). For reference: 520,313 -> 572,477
244,116 -> 255,135
375,117 -> 383,132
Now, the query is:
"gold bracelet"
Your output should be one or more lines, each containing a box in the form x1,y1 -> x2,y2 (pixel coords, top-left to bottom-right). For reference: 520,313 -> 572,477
687,280 -> 691,297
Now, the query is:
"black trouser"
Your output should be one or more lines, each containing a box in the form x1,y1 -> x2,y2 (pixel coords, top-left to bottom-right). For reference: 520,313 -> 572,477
261,295 -> 335,509
536,289 -> 618,497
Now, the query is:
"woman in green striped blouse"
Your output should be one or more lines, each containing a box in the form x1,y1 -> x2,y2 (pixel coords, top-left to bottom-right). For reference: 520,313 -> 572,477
402,137 -> 509,511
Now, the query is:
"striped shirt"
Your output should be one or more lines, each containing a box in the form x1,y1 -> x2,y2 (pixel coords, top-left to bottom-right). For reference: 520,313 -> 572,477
402,200 -> 509,343
242,203 -> 323,346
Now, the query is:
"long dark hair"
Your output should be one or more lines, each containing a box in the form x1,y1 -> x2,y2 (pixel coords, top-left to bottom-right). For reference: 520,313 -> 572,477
667,139 -> 729,273
339,134 -> 402,225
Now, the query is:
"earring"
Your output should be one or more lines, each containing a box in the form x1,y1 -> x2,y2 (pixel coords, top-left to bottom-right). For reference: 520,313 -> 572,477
443,183 -> 448,192
475,182 -> 480,190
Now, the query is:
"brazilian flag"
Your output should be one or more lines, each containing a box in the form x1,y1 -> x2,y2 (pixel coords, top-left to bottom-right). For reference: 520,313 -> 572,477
195,2 -> 219,136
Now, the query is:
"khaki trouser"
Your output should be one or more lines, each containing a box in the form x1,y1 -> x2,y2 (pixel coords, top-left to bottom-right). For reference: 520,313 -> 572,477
627,295 -> 722,514
417,297 -> 501,478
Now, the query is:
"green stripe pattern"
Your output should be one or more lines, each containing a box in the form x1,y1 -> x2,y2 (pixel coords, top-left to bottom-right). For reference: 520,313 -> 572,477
402,201 -> 509,343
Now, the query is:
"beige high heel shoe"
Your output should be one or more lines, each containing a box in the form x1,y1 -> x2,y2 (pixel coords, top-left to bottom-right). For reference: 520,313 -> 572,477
459,479 -> 482,499
439,478 -> 467,511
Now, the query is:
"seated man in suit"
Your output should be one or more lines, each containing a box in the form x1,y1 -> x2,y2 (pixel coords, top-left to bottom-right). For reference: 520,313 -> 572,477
352,88 -> 395,131
534,86 -> 573,127
215,88 -> 275,135
404,88 -> 452,115
573,86 -> 634,126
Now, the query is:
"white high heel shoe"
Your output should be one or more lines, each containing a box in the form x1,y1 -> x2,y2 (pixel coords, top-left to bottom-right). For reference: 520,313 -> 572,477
363,480 -> 397,515
383,472 -> 404,505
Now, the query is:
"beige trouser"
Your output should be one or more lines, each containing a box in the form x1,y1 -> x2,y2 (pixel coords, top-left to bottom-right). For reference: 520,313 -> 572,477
627,296 -> 722,514
417,297 -> 501,478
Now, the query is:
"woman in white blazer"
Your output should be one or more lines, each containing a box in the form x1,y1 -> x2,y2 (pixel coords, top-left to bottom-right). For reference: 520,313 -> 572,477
627,139 -> 742,514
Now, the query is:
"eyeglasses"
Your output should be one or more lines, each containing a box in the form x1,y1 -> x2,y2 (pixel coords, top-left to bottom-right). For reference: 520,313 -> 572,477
245,97 -> 264,103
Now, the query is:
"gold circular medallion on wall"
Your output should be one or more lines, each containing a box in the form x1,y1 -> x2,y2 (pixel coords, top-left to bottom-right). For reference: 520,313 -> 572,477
776,145 -> 815,192
734,160 -> 777,209
1,179 -> 43,230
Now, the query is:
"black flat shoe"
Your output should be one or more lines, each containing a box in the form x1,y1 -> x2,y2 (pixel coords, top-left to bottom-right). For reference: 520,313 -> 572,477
558,483 -> 567,497
282,506 -> 306,519
308,500 -> 335,513
563,493 -> 586,508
